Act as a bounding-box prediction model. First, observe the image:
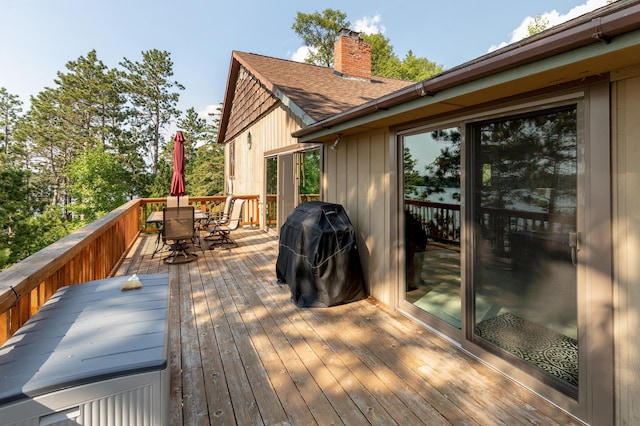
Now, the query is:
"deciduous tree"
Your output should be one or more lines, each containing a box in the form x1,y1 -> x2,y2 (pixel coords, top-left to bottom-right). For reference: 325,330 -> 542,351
292,8 -> 442,82
292,9 -> 349,67
68,147 -> 129,220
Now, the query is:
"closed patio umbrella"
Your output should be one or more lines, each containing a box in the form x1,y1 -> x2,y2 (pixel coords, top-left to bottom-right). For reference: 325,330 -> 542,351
170,131 -> 186,200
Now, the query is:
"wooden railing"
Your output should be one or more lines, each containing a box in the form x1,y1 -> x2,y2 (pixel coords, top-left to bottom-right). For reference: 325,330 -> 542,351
299,193 -> 320,203
0,199 -> 141,344
265,194 -> 277,227
404,199 -> 575,255
138,195 -> 261,233
0,194 -> 260,345
405,199 -> 461,244
477,206 -> 575,257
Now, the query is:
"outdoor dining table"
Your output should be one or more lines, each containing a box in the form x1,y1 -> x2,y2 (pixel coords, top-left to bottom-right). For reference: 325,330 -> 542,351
146,209 -> 208,257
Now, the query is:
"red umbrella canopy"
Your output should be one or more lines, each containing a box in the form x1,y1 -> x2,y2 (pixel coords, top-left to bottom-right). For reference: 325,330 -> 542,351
170,131 -> 186,197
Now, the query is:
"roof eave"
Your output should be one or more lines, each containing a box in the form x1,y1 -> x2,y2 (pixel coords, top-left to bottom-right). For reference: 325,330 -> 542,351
216,52 -> 241,145
292,0 -> 640,141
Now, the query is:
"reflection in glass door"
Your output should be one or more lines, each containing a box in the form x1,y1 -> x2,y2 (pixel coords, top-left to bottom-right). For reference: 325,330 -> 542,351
472,106 -> 578,393
403,127 -> 462,329
265,156 -> 277,231
298,149 -> 320,204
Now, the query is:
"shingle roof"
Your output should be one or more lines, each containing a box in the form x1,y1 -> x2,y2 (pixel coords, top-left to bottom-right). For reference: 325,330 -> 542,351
221,51 -> 413,132
234,51 -> 413,123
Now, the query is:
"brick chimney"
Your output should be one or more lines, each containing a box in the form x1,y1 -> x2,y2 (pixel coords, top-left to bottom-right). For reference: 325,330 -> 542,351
333,28 -> 371,80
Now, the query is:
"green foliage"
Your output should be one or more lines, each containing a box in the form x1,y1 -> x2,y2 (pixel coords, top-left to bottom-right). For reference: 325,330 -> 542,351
0,157 -> 29,269
403,147 -> 425,198
178,107 -> 212,176
9,206 -> 83,267
422,130 -> 461,201
403,128 -> 461,202
54,50 -> 125,150
188,142 -> 225,196
266,157 -> 277,195
0,158 -> 84,270
120,49 -> 185,175
178,106 -> 224,196
0,49 -> 192,268
0,87 -> 23,156
292,9 -> 350,67
294,9 -> 442,82
298,149 -> 320,195
148,143 -> 173,197
527,15 -> 550,36
395,50 -> 444,82
477,107 -> 577,214
67,147 -> 129,220
363,32 -> 401,78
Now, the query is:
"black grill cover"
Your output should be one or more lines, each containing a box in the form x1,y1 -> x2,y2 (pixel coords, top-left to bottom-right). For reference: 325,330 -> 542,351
276,202 -> 367,307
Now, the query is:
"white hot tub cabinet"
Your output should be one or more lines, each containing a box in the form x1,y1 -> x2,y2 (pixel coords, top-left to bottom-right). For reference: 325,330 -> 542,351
0,274 -> 170,426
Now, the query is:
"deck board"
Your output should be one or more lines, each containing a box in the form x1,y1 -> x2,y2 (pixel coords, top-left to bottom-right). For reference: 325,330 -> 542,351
115,229 -> 581,425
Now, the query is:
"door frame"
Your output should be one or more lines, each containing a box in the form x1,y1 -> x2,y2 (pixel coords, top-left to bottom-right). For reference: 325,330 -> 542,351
277,153 -> 295,231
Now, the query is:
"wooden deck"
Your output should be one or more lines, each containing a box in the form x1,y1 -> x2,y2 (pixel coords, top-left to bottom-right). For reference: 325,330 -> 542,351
115,228 -> 580,425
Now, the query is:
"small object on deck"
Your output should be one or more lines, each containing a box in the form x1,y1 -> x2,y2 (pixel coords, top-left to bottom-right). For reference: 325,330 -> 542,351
121,274 -> 142,291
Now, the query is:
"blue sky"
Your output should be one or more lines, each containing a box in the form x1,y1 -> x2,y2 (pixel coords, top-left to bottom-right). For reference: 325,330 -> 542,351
1,0 -> 610,130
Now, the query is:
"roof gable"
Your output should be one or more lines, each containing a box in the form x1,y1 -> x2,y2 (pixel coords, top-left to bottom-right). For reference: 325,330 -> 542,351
223,67 -> 279,145
217,51 -> 413,143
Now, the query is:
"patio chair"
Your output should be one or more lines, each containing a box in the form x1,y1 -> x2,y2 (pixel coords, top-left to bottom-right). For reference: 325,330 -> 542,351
206,199 -> 245,249
167,195 -> 189,208
156,196 -> 190,254
162,206 -> 198,264
203,195 -> 233,240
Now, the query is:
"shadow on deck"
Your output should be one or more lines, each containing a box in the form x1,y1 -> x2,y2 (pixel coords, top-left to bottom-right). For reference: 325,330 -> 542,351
115,228 -> 579,425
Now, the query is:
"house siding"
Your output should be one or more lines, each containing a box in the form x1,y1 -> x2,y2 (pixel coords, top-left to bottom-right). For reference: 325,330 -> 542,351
612,64 -> 640,426
225,105 -> 302,227
323,131 -> 392,305
225,67 -> 279,142
321,77 -> 635,423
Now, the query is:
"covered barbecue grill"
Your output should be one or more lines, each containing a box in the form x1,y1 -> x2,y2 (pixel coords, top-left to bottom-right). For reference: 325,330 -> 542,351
276,201 -> 367,307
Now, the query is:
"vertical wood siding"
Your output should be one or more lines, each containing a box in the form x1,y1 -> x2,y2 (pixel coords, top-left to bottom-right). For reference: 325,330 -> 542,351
227,106 -> 303,227
324,131 -> 393,305
612,65 -> 640,426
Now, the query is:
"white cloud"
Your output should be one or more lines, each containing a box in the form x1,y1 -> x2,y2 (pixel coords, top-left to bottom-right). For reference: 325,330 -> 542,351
199,104 -> 220,121
290,45 -> 312,63
488,0 -> 611,52
353,15 -> 385,35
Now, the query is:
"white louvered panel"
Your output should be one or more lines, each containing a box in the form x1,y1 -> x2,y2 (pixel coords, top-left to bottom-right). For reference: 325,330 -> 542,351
81,384 -> 154,426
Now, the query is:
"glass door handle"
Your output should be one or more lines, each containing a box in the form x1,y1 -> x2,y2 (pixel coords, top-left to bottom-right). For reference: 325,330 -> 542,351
569,232 -> 580,267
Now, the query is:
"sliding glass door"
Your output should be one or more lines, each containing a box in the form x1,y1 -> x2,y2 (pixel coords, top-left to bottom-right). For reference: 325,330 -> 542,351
471,106 -> 579,393
401,107 -> 579,391
403,127 -> 462,330
399,87 -> 613,421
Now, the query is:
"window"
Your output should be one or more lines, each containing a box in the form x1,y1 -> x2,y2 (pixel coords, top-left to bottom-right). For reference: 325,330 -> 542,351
229,141 -> 235,179
298,149 -> 320,203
